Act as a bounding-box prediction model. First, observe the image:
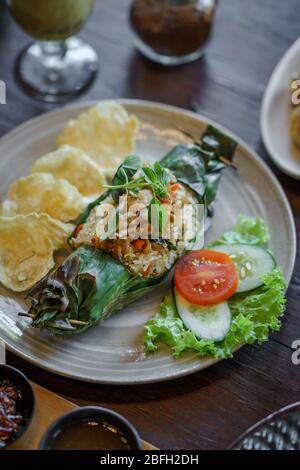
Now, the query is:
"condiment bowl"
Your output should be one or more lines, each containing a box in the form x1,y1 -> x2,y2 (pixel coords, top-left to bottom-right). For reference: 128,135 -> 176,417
39,406 -> 142,450
0,365 -> 35,449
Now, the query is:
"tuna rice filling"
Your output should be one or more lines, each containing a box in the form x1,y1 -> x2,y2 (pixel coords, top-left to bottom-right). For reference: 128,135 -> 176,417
72,180 -> 201,278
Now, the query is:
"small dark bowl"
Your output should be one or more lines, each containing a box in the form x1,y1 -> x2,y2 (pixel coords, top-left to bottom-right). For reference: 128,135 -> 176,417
39,406 -> 142,450
0,365 -> 35,449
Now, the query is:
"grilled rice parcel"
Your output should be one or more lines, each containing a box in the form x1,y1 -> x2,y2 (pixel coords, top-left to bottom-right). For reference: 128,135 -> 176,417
27,126 -> 237,334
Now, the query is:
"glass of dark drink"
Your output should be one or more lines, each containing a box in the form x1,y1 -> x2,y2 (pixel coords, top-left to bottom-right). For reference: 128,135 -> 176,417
130,0 -> 216,66
7,0 -> 98,102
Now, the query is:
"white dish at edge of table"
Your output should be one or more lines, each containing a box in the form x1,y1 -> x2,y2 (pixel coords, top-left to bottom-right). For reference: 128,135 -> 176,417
0,99 -> 296,384
261,37 -> 300,180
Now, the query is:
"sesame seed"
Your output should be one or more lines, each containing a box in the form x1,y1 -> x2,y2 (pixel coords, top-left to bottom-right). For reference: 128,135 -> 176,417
245,261 -> 252,271
240,267 -> 247,280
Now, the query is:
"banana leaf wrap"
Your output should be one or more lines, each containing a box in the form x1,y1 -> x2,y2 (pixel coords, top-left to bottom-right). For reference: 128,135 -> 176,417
28,125 -> 237,334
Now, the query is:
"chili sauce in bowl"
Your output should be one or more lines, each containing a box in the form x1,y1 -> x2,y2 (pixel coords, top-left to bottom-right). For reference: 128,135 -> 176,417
0,365 -> 35,449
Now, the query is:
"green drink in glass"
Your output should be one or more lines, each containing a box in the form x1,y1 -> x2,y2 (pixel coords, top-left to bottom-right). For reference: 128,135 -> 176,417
7,0 -> 98,102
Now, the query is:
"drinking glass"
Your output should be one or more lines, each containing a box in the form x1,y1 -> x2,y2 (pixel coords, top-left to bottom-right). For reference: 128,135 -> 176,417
130,0 -> 216,66
7,0 -> 98,102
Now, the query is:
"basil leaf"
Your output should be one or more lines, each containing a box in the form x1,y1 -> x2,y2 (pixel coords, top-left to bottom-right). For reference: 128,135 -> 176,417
111,154 -> 142,201
142,166 -> 157,184
160,126 -> 236,206
201,125 -> 237,160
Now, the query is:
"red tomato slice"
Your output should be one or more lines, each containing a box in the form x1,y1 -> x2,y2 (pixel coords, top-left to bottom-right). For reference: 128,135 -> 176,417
174,249 -> 238,306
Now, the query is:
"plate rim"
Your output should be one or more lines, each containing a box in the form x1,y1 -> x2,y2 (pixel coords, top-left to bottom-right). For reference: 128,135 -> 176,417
0,99 -> 297,384
261,37 -> 300,180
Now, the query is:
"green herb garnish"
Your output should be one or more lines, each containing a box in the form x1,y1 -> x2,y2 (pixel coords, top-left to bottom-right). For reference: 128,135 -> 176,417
104,162 -> 171,234
104,162 -> 171,202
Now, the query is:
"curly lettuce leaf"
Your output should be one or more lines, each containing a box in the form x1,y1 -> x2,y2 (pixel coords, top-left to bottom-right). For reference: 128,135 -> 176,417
209,214 -> 270,247
144,217 -> 286,359
144,294 -> 221,358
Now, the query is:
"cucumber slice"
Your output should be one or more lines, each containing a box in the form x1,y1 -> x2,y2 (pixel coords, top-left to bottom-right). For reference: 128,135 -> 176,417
212,244 -> 276,293
174,288 -> 232,342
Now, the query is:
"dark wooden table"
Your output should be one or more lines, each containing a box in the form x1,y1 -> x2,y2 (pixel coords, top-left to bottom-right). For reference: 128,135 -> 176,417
0,0 -> 299,450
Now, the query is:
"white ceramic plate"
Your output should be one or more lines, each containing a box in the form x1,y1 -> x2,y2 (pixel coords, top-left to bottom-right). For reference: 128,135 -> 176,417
261,37 -> 300,180
0,100 -> 296,384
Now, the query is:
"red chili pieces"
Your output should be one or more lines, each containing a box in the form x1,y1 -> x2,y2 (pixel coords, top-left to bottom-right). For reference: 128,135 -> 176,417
0,381 -> 22,445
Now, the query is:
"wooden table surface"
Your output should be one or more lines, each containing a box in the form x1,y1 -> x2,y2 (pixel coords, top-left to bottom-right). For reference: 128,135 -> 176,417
0,0 -> 299,450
